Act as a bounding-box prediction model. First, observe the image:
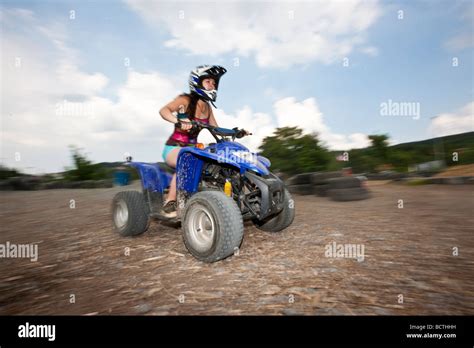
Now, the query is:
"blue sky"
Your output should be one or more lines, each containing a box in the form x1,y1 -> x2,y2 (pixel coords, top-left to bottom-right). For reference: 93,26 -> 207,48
1,0 -> 473,173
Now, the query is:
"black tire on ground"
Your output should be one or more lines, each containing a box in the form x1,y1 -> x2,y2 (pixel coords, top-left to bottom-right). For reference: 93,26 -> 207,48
288,184 -> 314,195
182,191 -> 244,263
311,171 -> 343,185
327,177 -> 362,189
313,184 -> 330,197
112,191 -> 150,237
286,172 -> 315,185
328,187 -> 370,202
253,188 -> 295,232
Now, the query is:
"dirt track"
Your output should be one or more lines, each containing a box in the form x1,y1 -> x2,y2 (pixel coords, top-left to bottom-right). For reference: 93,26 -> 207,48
0,181 -> 473,315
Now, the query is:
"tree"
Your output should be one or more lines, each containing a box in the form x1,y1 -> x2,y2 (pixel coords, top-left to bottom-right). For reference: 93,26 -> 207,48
64,146 -> 108,181
348,150 -> 378,173
0,165 -> 23,180
347,134 -> 391,173
368,134 -> 390,162
258,126 -> 331,175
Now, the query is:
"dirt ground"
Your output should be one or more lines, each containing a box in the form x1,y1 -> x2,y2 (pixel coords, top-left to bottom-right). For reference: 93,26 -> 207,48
433,164 -> 474,177
0,181 -> 473,315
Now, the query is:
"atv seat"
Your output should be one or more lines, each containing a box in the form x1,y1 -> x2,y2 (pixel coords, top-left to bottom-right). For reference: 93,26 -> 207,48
157,162 -> 175,175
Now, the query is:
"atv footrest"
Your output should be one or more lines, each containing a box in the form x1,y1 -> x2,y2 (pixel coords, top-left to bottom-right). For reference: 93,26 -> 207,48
150,212 -> 179,224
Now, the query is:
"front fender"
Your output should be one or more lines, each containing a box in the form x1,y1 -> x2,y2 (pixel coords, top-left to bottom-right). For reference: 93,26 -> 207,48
176,147 -> 270,193
175,150 -> 206,194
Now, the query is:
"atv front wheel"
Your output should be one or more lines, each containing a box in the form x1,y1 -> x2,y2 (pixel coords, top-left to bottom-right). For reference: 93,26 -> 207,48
182,191 -> 244,262
253,188 -> 295,232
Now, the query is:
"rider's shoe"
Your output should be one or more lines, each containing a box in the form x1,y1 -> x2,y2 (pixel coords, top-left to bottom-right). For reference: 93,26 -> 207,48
161,200 -> 177,218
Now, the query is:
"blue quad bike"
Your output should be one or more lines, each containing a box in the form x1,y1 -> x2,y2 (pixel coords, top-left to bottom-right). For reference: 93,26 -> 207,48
111,121 -> 295,262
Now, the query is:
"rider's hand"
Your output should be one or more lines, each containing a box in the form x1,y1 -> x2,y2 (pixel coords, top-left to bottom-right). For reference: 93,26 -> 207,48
177,121 -> 193,131
233,128 -> 251,138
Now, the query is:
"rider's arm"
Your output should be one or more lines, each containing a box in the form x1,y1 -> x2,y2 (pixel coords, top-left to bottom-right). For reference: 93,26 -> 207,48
159,96 -> 189,124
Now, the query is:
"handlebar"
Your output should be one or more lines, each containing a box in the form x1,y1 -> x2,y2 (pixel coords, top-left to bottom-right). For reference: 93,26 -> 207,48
177,119 -> 252,141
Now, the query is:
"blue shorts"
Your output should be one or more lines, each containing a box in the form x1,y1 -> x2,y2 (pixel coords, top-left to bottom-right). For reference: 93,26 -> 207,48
162,145 -> 181,161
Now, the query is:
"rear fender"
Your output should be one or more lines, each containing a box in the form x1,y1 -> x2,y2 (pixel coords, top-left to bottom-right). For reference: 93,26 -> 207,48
126,162 -> 172,193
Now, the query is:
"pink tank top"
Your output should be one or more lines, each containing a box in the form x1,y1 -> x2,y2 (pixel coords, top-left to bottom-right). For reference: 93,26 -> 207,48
166,114 -> 209,146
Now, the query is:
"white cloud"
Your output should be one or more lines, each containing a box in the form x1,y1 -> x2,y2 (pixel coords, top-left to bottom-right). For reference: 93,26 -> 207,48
200,96 -> 370,151
1,6 -> 371,174
274,97 -> 370,149
360,46 -> 378,56
125,0 -> 382,68
444,33 -> 474,51
1,8 -> 181,173
429,102 -> 474,137
444,2 -> 474,51
199,106 -> 276,151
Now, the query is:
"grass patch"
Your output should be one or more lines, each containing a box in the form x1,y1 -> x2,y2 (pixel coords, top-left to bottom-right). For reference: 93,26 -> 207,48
406,179 -> 430,186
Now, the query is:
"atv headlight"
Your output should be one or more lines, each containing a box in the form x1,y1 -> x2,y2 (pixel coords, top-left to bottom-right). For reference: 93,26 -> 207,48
257,155 -> 271,168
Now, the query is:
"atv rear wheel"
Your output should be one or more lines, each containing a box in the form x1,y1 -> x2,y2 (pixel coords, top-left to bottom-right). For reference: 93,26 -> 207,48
112,191 -> 150,237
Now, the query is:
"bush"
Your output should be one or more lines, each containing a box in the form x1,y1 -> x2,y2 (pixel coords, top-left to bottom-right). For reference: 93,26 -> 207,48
63,146 -> 112,181
258,127 -> 331,175
0,166 -> 23,180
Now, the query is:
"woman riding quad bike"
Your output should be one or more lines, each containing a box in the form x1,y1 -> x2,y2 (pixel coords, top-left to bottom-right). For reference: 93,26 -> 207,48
158,65 -> 237,218
111,65 -> 295,262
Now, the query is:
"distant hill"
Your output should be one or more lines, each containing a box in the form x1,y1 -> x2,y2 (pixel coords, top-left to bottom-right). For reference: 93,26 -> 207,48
95,161 -> 127,169
343,132 -> 474,173
391,131 -> 474,152
2,132 -> 472,177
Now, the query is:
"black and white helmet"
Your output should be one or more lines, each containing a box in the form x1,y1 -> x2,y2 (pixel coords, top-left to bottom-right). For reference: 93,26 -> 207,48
189,65 -> 227,104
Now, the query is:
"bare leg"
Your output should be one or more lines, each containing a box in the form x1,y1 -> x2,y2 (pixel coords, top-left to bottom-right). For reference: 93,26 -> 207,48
164,148 -> 181,202
167,173 -> 177,201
